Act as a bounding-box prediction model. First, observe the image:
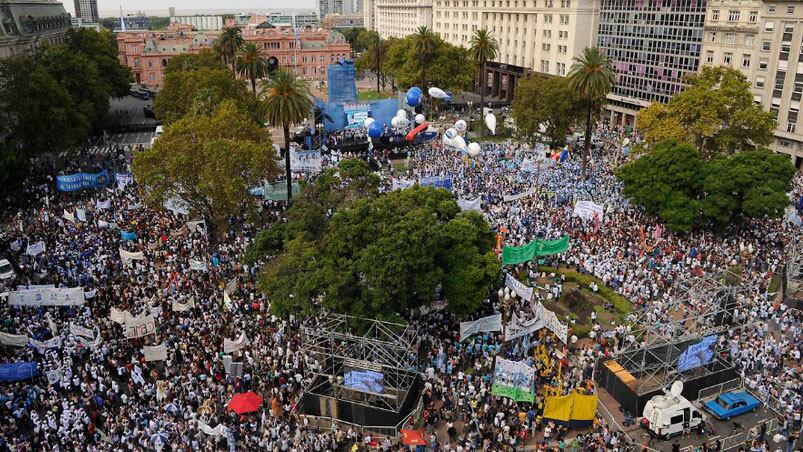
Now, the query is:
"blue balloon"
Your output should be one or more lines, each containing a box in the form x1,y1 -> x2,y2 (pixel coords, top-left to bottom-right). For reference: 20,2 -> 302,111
406,87 -> 423,106
409,86 -> 423,95
368,121 -> 384,138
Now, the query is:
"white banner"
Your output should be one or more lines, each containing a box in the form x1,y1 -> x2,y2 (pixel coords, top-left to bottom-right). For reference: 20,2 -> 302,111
110,307 -> 129,324
46,313 -> 58,335
505,274 -> 533,301
30,336 -> 62,353
223,291 -> 234,311
391,178 -> 415,191
0,331 -> 30,347
171,298 -> 196,312
457,197 -> 482,212
75,331 -> 103,349
164,197 -> 190,215
46,369 -> 62,385
291,150 -> 323,172
69,322 -> 95,339
63,209 -> 75,223
119,248 -> 145,266
503,187 -> 536,202
25,241 -> 46,256
7,287 -> 85,307
124,314 -> 156,339
459,314 -> 502,341
572,200 -> 605,221
536,301 -> 569,344
96,199 -> 111,210
198,420 -> 226,437
186,219 -> 207,235
504,313 -> 544,341
76,208 -> 87,222
142,343 -> 167,361
189,259 -> 208,272
223,332 -> 249,354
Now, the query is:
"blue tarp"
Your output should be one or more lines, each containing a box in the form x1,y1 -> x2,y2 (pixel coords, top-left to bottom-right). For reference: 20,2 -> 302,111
0,362 -> 39,382
56,169 -> 110,192
120,231 -> 137,241
327,60 -> 358,103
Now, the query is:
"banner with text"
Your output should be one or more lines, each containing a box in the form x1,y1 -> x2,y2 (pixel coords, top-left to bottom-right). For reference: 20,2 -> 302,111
56,169 -> 110,192
492,358 -> 536,402
505,274 -> 533,301
459,313 -> 502,341
8,287 -> 85,307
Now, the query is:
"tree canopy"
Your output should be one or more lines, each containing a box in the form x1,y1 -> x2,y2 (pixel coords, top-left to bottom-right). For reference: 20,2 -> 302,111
154,67 -> 253,124
132,101 -> 279,231
384,34 -> 473,93
617,140 -> 795,232
255,162 -> 499,320
511,74 -> 581,147
636,66 -> 776,155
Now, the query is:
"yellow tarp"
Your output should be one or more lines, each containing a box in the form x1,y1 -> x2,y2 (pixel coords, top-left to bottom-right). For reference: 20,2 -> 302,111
616,369 -> 636,387
604,361 -> 624,373
543,392 -> 599,422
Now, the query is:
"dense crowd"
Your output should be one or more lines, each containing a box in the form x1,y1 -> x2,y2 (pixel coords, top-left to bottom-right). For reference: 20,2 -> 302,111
0,121 -> 801,452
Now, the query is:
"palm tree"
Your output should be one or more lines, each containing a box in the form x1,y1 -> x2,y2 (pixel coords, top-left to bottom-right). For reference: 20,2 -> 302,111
469,28 -> 499,137
236,43 -> 268,98
216,27 -> 243,73
567,47 -> 615,180
258,69 -> 312,203
366,34 -> 387,95
413,26 -> 436,90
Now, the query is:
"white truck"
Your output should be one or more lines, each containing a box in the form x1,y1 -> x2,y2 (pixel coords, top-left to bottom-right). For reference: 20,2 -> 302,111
641,381 -> 706,439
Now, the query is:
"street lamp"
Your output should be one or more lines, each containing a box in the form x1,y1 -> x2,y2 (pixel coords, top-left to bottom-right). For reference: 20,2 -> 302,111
467,101 -> 473,135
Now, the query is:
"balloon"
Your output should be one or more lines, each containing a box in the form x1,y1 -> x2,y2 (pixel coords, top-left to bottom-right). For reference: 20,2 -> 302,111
485,113 -> 497,135
773,434 -> 784,443
364,117 -> 375,128
396,109 -> 407,118
428,87 -> 448,99
368,121 -> 383,138
452,135 -> 468,154
409,86 -> 422,95
467,142 -> 481,157
570,335 -> 578,344
622,137 -> 631,146
397,117 -> 410,128
442,136 -> 453,149
405,87 -> 422,107
415,114 -> 425,124
390,116 -> 400,128
454,120 -> 467,133
444,128 -> 458,140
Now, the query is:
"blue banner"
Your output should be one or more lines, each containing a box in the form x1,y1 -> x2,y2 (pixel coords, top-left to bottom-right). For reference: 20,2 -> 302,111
420,175 -> 453,191
56,169 -> 110,192
0,362 -> 39,382
120,231 -> 137,241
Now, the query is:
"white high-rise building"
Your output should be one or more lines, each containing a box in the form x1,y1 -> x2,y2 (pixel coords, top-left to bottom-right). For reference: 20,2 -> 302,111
365,0 -> 433,38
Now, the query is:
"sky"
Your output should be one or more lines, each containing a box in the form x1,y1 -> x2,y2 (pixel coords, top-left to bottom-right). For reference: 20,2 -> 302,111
63,0 -> 315,18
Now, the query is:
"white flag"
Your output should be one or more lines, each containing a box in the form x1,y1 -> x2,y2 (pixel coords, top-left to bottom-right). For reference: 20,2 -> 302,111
142,343 -> 168,361
25,241 -> 45,256
76,208 -> 87,222
46,369 -> 62,385
223,291 -> 234,311
69,322 -> 94,339
96,199 -> 111,210
63,209 -> 75,223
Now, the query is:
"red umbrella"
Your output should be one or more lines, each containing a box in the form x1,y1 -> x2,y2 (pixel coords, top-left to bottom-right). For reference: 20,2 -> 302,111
228,391 -> 263,414
400,429 -> 427,446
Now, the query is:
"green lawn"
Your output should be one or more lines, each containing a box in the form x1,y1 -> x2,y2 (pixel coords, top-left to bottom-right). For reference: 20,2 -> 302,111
357,90 -> 393,101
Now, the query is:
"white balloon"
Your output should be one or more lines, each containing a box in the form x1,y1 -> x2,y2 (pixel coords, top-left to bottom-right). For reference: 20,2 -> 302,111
442,136 -> 453,149
467,142 -> 481,157
397,117 -> 410,128
396,109 -> 407,118
485,113 -> 497,135
571,335 -> 578,344
364,117 -> 375,128
390,116 -> 401,128
444,128 -> 458,139
454,119 -> 467,133
452,135 -> 468,153
428,87 -> 448,99
415,114 -> 426,124
622,137 -> 631,146
773,434 -> 784,443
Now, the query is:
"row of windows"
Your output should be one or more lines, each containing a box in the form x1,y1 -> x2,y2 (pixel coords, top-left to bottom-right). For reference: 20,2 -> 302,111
710,10 -> 758,23
435,0 -> 571,8
599,11 -> 706,27
704,51 -> 752,68
599,0 -> 707,14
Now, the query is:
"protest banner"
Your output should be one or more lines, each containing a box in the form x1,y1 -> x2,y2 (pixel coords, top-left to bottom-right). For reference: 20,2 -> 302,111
420,175 -> 453,190
7,287 -> 85,307
115,173 -> 134,187
75,331 -> 103,349
25,241 -> 45,256
164,197 -> 190,215
0,331 -> 30,347
110,307 -> 129,324
124,314 -> 156,339
391,178 -> 415,191
501,236 -> 570,265
223,290 -> 234,311
69,322 -> 95,339
76,208 -> 87,222
46,313 -> 58,335
56,169 -> 110,192
503,187 -> 536,202
198,420 -> 226,437
223,332 -> 248,353
120,231 -> 137,241
46,369 -> 62,386
491,358 -> 536,402
171,298 -> 195,312
189,259 -> 209,272
142,343 -> 168,361
0,362 -> 39,382
505,274 -> 533,301
457,197 -> 482,212
290,150 -> 323,172
537,302 -> 569,344
459,314 -> 502,341
504,313 -> 543,341
572,200 -> 605,221
29,336 -> 62,353
96,199 -> 111,210
62,209 -> 75,223
186,220 -> 207,235
119,248 -> 145,266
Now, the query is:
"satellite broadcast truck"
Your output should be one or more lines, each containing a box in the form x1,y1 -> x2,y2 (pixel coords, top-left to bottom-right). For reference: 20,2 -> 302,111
641,381 -> 706,439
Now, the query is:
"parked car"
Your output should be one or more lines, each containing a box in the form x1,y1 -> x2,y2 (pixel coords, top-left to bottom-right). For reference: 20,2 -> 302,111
143,105 -> 155,118
703,391 -> 762,420
137,89 -> 152,100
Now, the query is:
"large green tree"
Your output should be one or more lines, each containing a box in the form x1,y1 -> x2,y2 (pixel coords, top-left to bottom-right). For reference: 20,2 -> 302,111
354,31 -> 388,94
65,28 -> 132,98
617,140 -> 795,232
259,179 -> 500,319
385,35 -> 473,93
132,101 -> 279,231
154,67 -> 252,124
258,69 -> 312,204
568,47 -> 615,180
236,43 -> 268,98
469,27 -> 499,136
512,74 -> 581,147
164,49 -> 226,74
215,27 -> 244,72
637,66 -> 776,155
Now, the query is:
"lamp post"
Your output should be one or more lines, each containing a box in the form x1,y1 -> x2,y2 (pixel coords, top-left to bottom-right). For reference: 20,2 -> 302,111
467,101 -> 474,135
316,123 -> 323,149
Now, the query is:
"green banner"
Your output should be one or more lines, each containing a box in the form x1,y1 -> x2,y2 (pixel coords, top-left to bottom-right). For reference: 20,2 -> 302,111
492,382 -> 535,403
502,235 -> 570,265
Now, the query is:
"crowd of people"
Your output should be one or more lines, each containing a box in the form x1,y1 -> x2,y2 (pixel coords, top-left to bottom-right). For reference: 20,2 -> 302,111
0,119 -> 801,452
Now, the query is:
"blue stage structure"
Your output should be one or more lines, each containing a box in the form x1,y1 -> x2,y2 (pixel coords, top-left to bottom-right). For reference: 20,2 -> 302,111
316,98 -> 401,133
327,60 -> 358,103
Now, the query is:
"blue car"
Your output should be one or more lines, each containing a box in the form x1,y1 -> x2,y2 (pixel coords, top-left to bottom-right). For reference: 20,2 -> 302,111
703,391 -> 762,420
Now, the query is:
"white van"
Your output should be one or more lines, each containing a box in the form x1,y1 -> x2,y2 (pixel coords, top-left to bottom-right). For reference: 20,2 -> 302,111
641,382 -> 705,439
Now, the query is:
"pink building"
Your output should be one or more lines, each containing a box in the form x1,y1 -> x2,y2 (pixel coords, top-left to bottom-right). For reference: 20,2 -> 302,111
117,22 -> 352,89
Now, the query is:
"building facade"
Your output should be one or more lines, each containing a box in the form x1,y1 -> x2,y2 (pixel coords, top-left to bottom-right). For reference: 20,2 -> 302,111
322,13 -> 365,29
73,0 -> 97,22
367,0 -> 433,38
0,0 -> 72,59
597,0 -> 708,126
170,15 -> 224,31
116,23 -> 352,88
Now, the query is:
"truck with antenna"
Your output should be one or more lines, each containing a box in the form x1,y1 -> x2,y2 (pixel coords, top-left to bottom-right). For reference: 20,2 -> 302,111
640,381 -> 706,439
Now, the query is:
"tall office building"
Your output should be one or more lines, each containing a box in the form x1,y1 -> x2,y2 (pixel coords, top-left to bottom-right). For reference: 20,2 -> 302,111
597,0 -> 707,126
317,0 -> 344,18
73,0 -> 98,22
366,0 -> 432,38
